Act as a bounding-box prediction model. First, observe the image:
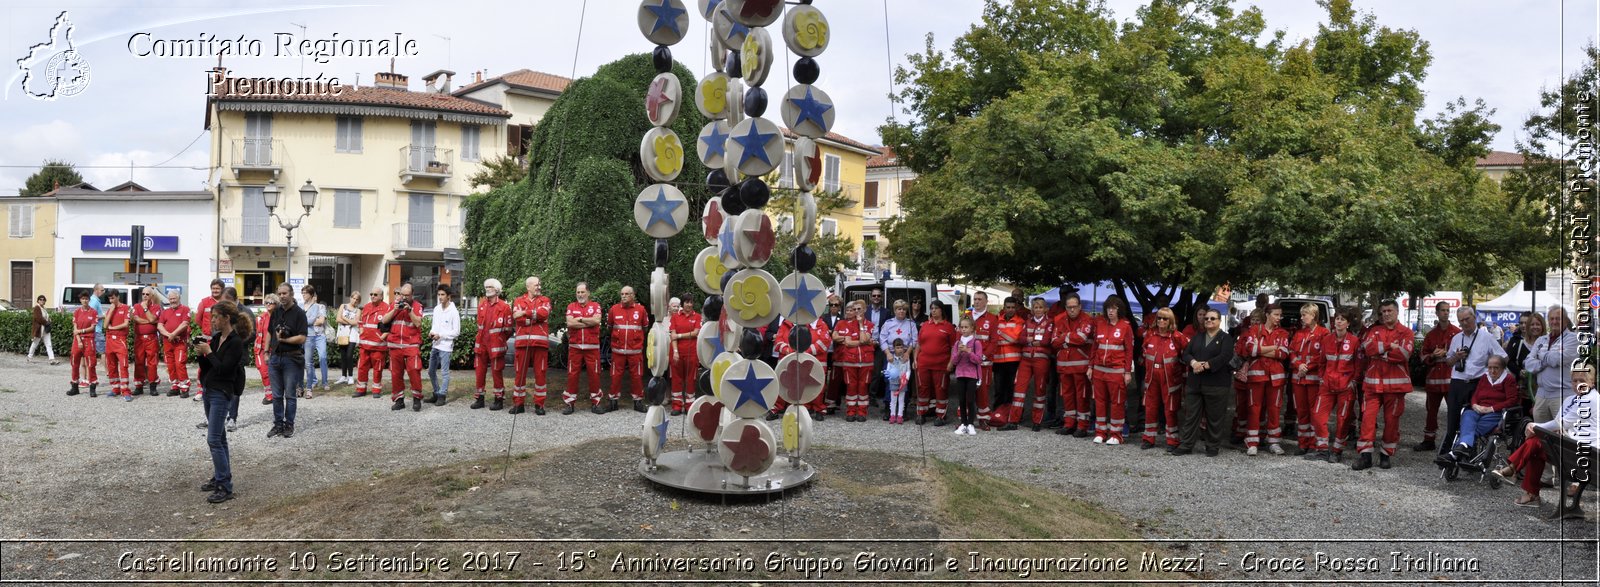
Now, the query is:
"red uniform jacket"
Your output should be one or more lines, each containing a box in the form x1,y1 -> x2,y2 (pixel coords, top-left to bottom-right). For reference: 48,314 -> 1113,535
608,303 -> 649,355
359,301 -> 391,350
973,312 -> 998,366
1289,325 -> 1329,385
1090,317 -> 1135,381
255,311 -> 274,354
1241,325 -> 1289,384
1142,329 -> 1190,392
833,319 -> 874,367
133,301 -> 160,337
1320,331 -> 1362,392
104,304 -> 130,353
197,296 -> 219,337
776,317 -> 829,357
386,300 -> 425,348
992,314 -> 1024,363
475,298 -> 513,354
1019,315 -> 1054,360
73,306 -> 99,342
512,294 -> 552,349
1360,322 -> 1415,394
1421,323 -> 1460,392
916,320 -> 958,371
566,301 -> 603,351
1052,311 -> 1094,374
158,304 -> 192,341
670,310 -> 703,355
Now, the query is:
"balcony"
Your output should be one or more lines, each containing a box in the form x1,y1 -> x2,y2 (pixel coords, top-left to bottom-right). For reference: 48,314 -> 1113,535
392,222 -> 461,257
231,138 -> 283,180
220,217 -> 288,249
399,145 -> 454,185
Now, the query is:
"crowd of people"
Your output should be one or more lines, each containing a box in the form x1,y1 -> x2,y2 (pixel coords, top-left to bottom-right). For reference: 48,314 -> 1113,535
28,278 -> 1598,511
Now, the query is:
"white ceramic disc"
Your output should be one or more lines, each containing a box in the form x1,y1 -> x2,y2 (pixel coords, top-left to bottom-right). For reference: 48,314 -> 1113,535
641,404 -> 669,460
739,27 -> 774,87
723,268 -> 781,329
781,4 -> 829,57
686,395 -> 725,447
693,245 -> 728,296
712,6 -> 749,51
645,72 -> 683,127
725,0 -> 783,28
639,127 -> 684,183
702,198 -> 726,245
725,117 -> 783,177
696,120 -> 731,169
795,191 -> 817,244
718,418 -> 776,477
733,208 -> 776,268
649,321 -> 671,377
696,72 -> 731,120
782,404 -> 813,455
780,84 -> 835,139
633,184 -> 689,238
638,0 -> 692,46
717,358 -> 778,419
777,271 -> 827,324
793,137 -> 820,192
696,321 -> 725,368
650,267 -> 671,324
775,350 -> 825,406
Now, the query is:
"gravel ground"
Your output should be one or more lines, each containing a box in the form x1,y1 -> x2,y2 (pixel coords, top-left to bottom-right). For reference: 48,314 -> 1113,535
1,351 -> 1595,583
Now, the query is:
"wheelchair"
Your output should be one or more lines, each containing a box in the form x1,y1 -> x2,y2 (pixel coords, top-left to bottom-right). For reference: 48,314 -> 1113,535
1435,405 -> 1526,487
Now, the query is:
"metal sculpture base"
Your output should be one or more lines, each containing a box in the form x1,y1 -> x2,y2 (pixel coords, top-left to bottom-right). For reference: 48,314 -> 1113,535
640,450 -> 816,495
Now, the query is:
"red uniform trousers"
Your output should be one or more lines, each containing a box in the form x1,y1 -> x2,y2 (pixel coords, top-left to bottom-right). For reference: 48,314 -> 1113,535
71,336 -> 97,387
669,347 -> 697,411
473,349 -> 507,399
609,351 -> 643,400
1141,374 -> 1183,446
1421,390 -> 1448,442
163,340 -> 190,394
916,368 -> 950,419
389,347 -> 424,400
976,364 -> 993,427
1091,374 -> 1127,441
1059,371 -> 1091,431
256,348 -> 273,399
134,334 -> 160,388
1291,382 -> 1320,449
514,347 -> 549,406
1310,384 -> 1355,453
104,349 -> 129,396
1357,392 -> 1406,456
1507,432 -> 1550,495
1242,380 -> 1285,448
354,348 -> 385,396
565,348 -> 601,406
843,365 -> 871,417
1009,357 -> 1051,425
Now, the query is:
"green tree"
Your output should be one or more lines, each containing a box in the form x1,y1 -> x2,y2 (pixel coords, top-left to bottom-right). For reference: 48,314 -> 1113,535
1501,43 -> 1598,278
467,153 -> 529,190
21,159 -> 83,196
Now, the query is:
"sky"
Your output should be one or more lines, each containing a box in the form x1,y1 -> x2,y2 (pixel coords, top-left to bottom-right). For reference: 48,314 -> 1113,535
0,0 -> 1595,195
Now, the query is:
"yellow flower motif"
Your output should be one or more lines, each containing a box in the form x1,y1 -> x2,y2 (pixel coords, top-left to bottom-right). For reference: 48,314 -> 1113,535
653,134 -> 682,176
794,11 -> 828,51
741,33 -> 762,80
711,354 -> 736,393
700,76 -> 727,114
730,275 -> 771,321
703,254 -> 728,293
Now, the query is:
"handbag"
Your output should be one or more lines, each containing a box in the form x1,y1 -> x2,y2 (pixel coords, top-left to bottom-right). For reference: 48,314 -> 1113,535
336,333 -> 350,346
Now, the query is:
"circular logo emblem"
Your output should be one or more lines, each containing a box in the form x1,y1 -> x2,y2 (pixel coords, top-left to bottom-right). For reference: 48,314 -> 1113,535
43,50 -> 90,98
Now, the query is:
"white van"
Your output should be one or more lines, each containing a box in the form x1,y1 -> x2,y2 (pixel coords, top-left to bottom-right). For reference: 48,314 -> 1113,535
58,283 -> 160,311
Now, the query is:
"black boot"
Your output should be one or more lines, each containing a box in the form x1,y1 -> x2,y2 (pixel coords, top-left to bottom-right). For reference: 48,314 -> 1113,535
412,397 -> 422,412
765,410 -> 782,421
149,383 -> 161,396
490,398 -> 504,411
1378,453 -> 1391,469
508,403 -> 525,415
534,404 -> 546,415
933,418 -> 949,427
562,403 -> 576,415
132,383 -> 144,396
1351,452 -> 1372,471
391,399 -> 406,410
167,386 -> 180,397
609,398 -> 620,413
470,396 -> 485,409
591,402 -> 607,415
433,394 -> 447,406
1413,439 -> 1436,452
89,383 -> 98,397
633,400 -> 646,413
68,383 -> 80,396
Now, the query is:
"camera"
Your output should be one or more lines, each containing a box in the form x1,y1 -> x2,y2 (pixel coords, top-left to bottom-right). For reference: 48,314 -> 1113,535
1453,347 -> 1468,372
190,335 -> 208,347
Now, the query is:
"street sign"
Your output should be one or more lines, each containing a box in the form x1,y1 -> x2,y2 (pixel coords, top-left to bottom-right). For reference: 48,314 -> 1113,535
443,247 -> 464,261
113,272 -> 163,284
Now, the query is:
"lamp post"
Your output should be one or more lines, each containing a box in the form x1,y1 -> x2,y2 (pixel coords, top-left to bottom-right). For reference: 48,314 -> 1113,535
263,179 -> 319,297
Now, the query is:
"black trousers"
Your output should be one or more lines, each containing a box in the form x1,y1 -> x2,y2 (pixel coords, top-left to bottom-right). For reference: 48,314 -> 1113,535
1180,384 -> 1234,450
1439,378 -> 1476,455
951,376 -> 979,426
991,362 -> 1019,411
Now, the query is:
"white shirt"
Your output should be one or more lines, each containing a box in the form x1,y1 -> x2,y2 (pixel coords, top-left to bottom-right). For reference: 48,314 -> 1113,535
1534,390 -> 1599,448
430,302 -> 460,352
1448,325 -> 1508,381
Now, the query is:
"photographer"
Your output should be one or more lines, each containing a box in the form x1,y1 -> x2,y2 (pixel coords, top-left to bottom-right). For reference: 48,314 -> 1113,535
382,283 -> 426,411
1438,307 -> 1507,459
266,283 -> 308,438
195,300 -> 250,504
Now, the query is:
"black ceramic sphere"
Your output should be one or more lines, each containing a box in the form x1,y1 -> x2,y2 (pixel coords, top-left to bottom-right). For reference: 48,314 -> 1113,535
654,239 -> 669,268
720,189 -> 748,215
792,245 -> 817,273
738,178 -> 770,209
696,368 -> 713,397
739,329 -> 763,359
787,324 -> 812,352
743,86 -> 768,117
702,295 -> 723,320
645,375 -> 669,405
652,45 -> 673,73
725,51 -> 742,78
707,169 -> 730,192
794,57 -> 820,84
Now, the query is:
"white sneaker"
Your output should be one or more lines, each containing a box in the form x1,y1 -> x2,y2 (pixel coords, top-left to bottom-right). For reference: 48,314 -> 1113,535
952,426 -> 965,435
1268,444 -> 1284,455
967,425 -> 978,435
1247,446 -> 1258,456
1106,437 -> 1121,446
1092,435 -> 1105,444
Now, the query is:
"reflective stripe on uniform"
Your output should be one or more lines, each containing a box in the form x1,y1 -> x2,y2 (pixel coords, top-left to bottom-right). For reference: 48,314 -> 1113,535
570,343 -> 600,350
613,325 -> 643,330
1364,376 -> 1411,386
1056,359 -> 1090,368
1092,365 -> 1127,375
613,348 -> 642,355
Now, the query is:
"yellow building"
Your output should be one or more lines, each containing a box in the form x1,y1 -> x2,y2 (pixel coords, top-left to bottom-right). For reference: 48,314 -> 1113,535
3,193 -> 57,307
771,130 -> 878,268
206,68 -> 554,302
863,146 -> 918,276
1476,150 -> 1525,184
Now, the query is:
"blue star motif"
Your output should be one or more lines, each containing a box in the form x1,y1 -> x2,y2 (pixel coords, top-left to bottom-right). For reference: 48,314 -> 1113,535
654,419 -> 670,450
709,330 -> 726,355
788,86 -> 833,131
702,0 -> 722,19
783,277 -> 823,318
645,0 -> 687,36
729,366 -> 771,411
731,122 -> 776,167
721,10 -> 749,43
642,186 -> 683,230
719,221 -> 739,262
700,124 -> 729,161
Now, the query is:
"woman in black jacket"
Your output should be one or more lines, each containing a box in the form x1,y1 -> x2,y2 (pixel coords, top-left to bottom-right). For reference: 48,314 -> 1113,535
196,301 -> 251,504
1175,307 -> 1236,456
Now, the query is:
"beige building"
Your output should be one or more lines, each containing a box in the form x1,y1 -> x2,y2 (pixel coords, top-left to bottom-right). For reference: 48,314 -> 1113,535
1476,150 -> 1526,184
3,192 -> 58,307
862,146 -> 916,276
205,68 -> 567,303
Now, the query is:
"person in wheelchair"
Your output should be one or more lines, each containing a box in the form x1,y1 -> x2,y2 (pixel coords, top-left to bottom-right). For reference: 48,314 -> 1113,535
1443,356 -> 1521,462
1496,369 -> 1598,513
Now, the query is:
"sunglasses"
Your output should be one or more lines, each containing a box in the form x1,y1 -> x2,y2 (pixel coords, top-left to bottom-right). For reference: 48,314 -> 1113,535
1204,317 -> 1219,322
1156,317 -> 1169,321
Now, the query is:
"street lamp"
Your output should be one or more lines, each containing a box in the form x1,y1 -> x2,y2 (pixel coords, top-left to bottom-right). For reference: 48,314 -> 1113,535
263,179 -> 318,296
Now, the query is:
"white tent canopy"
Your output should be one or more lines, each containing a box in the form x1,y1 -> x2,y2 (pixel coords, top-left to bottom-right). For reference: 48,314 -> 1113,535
1476,281 -> 1577,314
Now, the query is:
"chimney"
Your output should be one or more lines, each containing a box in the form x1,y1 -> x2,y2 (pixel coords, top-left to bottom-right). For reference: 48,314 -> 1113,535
373,71 -> 408,90
422,69 -> 456,94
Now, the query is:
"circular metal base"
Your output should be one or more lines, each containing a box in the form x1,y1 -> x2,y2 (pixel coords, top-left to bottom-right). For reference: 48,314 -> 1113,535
640,449 -> 816,495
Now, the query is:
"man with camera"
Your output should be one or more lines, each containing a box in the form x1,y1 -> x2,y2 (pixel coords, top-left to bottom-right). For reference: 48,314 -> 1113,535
266,283 -> 309,438
383,283 -> 428,412
1435,306 -> 1506,461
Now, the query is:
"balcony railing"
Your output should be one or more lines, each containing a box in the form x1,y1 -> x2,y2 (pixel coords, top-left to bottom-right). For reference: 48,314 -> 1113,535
231,138 -> 284,179
392,222 -> 461,253
220,217 -> 288,248
399,146 -> 454,185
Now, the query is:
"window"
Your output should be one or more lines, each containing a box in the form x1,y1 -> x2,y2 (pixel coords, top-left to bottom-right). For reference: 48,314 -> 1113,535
823,154 -> 841,192
777,150 -> 794,188
820,218 -> 838,236
8,204 -> 33,238
901,179 -> 915,194
335,116 -> 363,153
461,124 -> 481,162
241,186 -> 269,243
333,189 -> 362,228
864,182 -> 879,209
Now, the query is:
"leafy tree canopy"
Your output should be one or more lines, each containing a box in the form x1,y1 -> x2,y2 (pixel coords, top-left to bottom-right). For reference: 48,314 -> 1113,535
21,159 -> 83,197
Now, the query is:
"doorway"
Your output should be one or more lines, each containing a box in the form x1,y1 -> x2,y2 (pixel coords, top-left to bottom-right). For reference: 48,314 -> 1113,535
236,271 -> 286,306
10,261 -> 32,307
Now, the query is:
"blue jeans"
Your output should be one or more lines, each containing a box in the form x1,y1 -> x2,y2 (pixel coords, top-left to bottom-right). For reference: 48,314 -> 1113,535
269,354 -> 304,427
1457,410 -> 1503,448
94,331 -> 106,354
304,334 -> 329,388
428,348 -> 451,398
204,388 -> 233,493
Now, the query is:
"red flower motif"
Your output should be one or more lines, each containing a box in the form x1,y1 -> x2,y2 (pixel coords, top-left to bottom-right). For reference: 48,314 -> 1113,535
722,424 -> 770,472
740,0 -> 781,19
647,77 -> 674,121
693,401 -> 722,442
